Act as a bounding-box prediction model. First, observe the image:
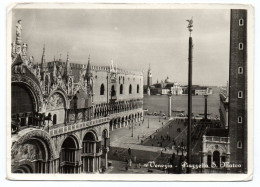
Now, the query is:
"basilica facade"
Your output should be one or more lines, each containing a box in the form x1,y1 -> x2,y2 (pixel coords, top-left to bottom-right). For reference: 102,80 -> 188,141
11,20 -> 143,173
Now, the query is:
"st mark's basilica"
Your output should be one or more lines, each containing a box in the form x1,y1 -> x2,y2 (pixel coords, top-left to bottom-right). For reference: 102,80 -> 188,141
11,20 -> 144,173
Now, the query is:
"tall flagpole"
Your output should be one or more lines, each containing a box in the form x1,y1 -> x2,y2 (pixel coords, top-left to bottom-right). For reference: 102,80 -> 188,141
186,17 -> 193,174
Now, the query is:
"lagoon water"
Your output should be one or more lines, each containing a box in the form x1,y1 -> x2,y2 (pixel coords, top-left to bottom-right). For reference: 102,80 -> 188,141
143,87 -> 220,116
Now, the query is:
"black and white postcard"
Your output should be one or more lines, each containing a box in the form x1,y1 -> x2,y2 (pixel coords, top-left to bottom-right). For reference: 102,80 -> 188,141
6,3 -> 254,181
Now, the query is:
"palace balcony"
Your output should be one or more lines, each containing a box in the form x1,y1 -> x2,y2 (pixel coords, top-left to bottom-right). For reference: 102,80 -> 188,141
49,117 -> 109,137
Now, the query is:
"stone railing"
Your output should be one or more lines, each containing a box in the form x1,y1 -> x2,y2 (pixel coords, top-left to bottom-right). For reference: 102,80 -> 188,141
49,117 -> 109,137
205,136 -> 229,143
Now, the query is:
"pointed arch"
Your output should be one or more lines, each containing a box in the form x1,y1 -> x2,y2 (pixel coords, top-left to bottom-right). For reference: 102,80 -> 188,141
129,84 -> 132,94
111,85 -> 116,97
213,151 -> 220,168
120,84 -> 123,94
53,114 -> 57,125
100,83 -> 105,95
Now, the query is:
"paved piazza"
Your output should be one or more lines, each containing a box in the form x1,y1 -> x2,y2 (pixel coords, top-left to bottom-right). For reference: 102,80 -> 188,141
110,115 -> 187,155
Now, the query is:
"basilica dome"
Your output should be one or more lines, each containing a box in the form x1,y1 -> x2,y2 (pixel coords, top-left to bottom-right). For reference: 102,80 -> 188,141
165,76 -> 171,83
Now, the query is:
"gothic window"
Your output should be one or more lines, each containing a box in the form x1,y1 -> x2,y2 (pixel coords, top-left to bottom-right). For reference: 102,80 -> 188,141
100,84 -> 105,95
239,43 -> 243,50
111,85 -> 116,97
239,19 -> 244,26
73,95 -> 78,109
238,116 -> 243,123
137,84 -> 140,93
53,114 -> 57,125
120,84 -> 123,94
237,141 -> 242,149
238,67 -> 243,74
238,91 -> 243,98
129,84 -> 132,94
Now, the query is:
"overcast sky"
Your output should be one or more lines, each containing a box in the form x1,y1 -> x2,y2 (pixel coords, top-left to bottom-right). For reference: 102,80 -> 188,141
12,8 -> 230,86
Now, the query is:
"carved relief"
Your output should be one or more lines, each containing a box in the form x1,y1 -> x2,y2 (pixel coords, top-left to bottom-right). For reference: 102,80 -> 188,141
11,129 -> 56,160
44,74 -> 50,94
67,77 -> 74,96
47,93 -> 65,110
22,43 -> 28,57
19,142 -> 43,160
206,143 -> 227,155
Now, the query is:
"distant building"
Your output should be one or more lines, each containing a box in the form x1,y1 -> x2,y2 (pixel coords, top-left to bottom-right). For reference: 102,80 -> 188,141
195,87 -> 213,95
165,82 -> 183,95
147,64 -> 152,87
182,85 -> 213,95
148,76 -> 182,95
147,86 -> 150,95
161,89 -> 169,95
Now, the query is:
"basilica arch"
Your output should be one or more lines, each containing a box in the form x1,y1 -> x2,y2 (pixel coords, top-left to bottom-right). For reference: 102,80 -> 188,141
11,129 -> 56,173
11,74 -> 44,113
59,135 -> 81,173
81,130 -> 102,173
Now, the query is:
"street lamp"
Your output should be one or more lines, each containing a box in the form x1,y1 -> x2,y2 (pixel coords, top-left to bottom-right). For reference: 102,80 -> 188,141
131,121 -> 134,137
181,138 -> 185,156
148,116 -> 149,128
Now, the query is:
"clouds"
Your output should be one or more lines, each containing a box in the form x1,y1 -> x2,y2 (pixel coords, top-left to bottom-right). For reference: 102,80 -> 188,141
12,8 -> 230,86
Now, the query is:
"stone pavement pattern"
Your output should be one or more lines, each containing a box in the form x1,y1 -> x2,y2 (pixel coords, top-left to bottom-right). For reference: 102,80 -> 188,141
110,116 -> 187,155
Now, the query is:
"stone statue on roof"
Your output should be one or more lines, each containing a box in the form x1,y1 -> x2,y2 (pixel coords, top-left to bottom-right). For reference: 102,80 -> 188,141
16,20 -> 22,38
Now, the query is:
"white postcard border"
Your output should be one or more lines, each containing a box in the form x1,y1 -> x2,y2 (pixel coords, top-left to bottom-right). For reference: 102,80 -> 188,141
6,3 -> 254,181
